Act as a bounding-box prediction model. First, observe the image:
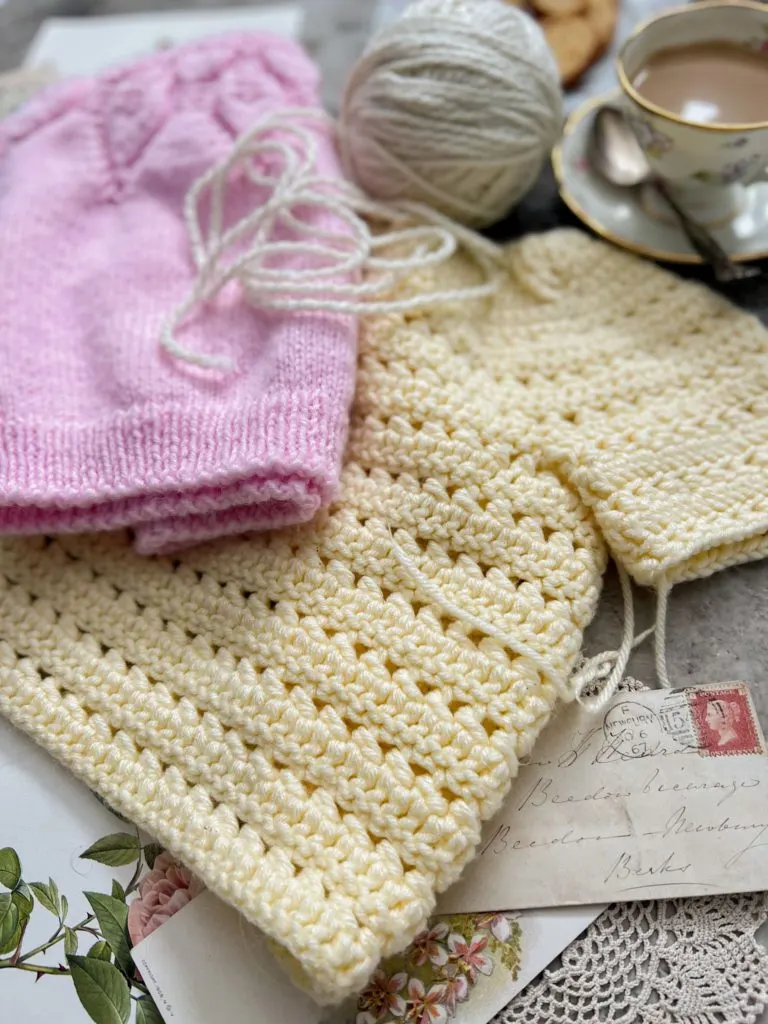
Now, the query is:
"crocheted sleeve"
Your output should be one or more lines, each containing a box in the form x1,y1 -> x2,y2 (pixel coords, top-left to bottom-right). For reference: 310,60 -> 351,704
427,228 -> 768,588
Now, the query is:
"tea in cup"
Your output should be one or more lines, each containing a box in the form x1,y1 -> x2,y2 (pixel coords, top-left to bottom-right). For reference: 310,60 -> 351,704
618,0 -> 768,224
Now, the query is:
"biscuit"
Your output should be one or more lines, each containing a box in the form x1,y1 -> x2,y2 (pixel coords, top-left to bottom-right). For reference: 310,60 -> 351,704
541,15 -> 599,86
532,0 -> 587,17
586,0 -> 619,52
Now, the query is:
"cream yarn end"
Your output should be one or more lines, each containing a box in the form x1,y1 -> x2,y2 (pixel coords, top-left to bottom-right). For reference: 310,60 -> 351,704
161,108 -> 503,370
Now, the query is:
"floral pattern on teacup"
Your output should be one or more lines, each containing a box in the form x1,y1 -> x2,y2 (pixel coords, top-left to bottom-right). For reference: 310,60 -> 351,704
693,153 -> 763,186
747,24 -> 768,52
627,115 -> 674,160
723,136 -> 751,150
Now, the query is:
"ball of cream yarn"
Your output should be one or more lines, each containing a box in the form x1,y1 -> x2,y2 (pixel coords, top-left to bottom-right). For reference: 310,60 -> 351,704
338,0 -> 564,228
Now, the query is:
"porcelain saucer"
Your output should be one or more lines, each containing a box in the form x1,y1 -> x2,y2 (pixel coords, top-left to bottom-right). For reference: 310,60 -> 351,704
552,92 -> 768,264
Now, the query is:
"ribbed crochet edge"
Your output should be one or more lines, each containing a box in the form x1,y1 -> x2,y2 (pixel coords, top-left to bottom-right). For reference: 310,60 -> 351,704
0,391 -> 350,517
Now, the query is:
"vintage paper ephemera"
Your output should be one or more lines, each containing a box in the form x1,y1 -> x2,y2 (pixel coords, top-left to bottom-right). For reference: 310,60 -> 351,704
440,683 -> 768,913
133,891 -> 604,1024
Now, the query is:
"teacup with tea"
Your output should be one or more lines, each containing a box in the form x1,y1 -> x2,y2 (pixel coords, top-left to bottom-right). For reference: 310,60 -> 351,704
618,0 -> 768,224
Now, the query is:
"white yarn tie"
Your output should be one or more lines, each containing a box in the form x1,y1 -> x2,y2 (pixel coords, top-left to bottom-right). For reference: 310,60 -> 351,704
388,522 -> 673,712
387,526 -> 657,711
161,107 -> 502,371
653,577 -> 673,690
570,564 -> 650,712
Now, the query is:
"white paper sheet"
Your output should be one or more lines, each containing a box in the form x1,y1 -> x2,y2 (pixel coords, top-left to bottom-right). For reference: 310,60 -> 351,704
0,719 -> 143,1024
133,891 -> 325,1024
24,5 -> 302,76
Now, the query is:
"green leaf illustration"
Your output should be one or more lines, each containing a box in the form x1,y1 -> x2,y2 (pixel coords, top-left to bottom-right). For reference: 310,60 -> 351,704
12,893 -> 33,923
3,894 -> 33,953
0,924 -> 23,957
0,892 -> 20,953
48,877 -> 62,916
12,881 -> 34,915
68,955 -> 130,1024
65,927 -> 79,956
135,997 -> 164,1024
81,834 -> 141,868
0,848 -> 21,890
111,880 -> 126,903
142,844 -> 163,870
30,882 -> 58,916
84,892 -> 132,973
87,940 -> 112,962
61,894 -> 69,921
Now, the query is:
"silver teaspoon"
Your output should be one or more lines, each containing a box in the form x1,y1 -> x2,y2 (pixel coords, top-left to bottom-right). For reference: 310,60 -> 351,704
587,105 -> 760,283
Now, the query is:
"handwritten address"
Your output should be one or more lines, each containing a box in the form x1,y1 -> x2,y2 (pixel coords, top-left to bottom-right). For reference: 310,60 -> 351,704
439,684 -> 768,913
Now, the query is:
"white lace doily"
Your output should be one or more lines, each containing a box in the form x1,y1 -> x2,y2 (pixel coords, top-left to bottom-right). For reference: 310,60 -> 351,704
498,894 -> 768,1024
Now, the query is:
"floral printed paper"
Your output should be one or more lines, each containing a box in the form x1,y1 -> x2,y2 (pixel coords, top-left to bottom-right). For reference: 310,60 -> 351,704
353,914 -> 521,1024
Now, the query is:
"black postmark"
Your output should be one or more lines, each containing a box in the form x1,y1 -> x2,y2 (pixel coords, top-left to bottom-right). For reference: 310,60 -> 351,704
658,691 -> 700,752
600,700 -> 665,761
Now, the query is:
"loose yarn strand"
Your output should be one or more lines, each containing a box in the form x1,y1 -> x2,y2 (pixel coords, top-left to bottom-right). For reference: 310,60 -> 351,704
161,106 -> 502,370
571,564 -> 654,712
654,577 -> 673,689
388,526 -> 653,711
388,527 -> 569,697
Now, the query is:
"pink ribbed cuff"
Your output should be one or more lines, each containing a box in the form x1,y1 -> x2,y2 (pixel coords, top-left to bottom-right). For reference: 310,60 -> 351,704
0,392 -> 349,553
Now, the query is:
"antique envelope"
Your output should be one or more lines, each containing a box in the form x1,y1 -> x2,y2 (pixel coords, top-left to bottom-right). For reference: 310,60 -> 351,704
440,682 -> 768,913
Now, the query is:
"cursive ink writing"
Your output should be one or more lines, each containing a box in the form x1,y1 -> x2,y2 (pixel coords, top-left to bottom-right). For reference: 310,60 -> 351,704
517,775 -> 632,812
603,850 -> 692,887
556,726 -> 603,769
725,825 -> 768,869
649,804 -> 768,841
480,822 -> 631,856
641,768 -> 761,807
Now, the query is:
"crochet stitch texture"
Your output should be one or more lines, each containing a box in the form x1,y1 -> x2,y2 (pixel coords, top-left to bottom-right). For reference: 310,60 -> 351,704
0,239 -> 607,1002
2,230 -> 768,1002
427,230 -> 768,586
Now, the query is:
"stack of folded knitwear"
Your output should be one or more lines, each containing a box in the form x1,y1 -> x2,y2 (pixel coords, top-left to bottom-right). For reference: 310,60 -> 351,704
0,34 -> 358,556
1,32 -> 768,1007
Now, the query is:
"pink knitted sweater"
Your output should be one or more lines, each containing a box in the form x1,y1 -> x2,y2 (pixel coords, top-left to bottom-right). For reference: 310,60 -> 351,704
0,35 -> 357,554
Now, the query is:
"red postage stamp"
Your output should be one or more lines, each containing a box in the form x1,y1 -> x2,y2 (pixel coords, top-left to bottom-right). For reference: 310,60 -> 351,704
687,685 -> 765,757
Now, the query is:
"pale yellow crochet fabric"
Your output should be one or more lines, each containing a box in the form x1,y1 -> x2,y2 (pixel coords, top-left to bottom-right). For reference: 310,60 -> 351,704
421,229 -> 768,588
2,229 -> 768,1003
0,276 -> 606,1003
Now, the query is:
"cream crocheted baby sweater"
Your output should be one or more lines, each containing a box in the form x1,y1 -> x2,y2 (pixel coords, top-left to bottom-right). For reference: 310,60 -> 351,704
1,230 -> 767,1003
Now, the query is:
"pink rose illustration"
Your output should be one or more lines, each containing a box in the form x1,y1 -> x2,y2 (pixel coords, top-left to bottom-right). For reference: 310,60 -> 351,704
127,852 -> 205,945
